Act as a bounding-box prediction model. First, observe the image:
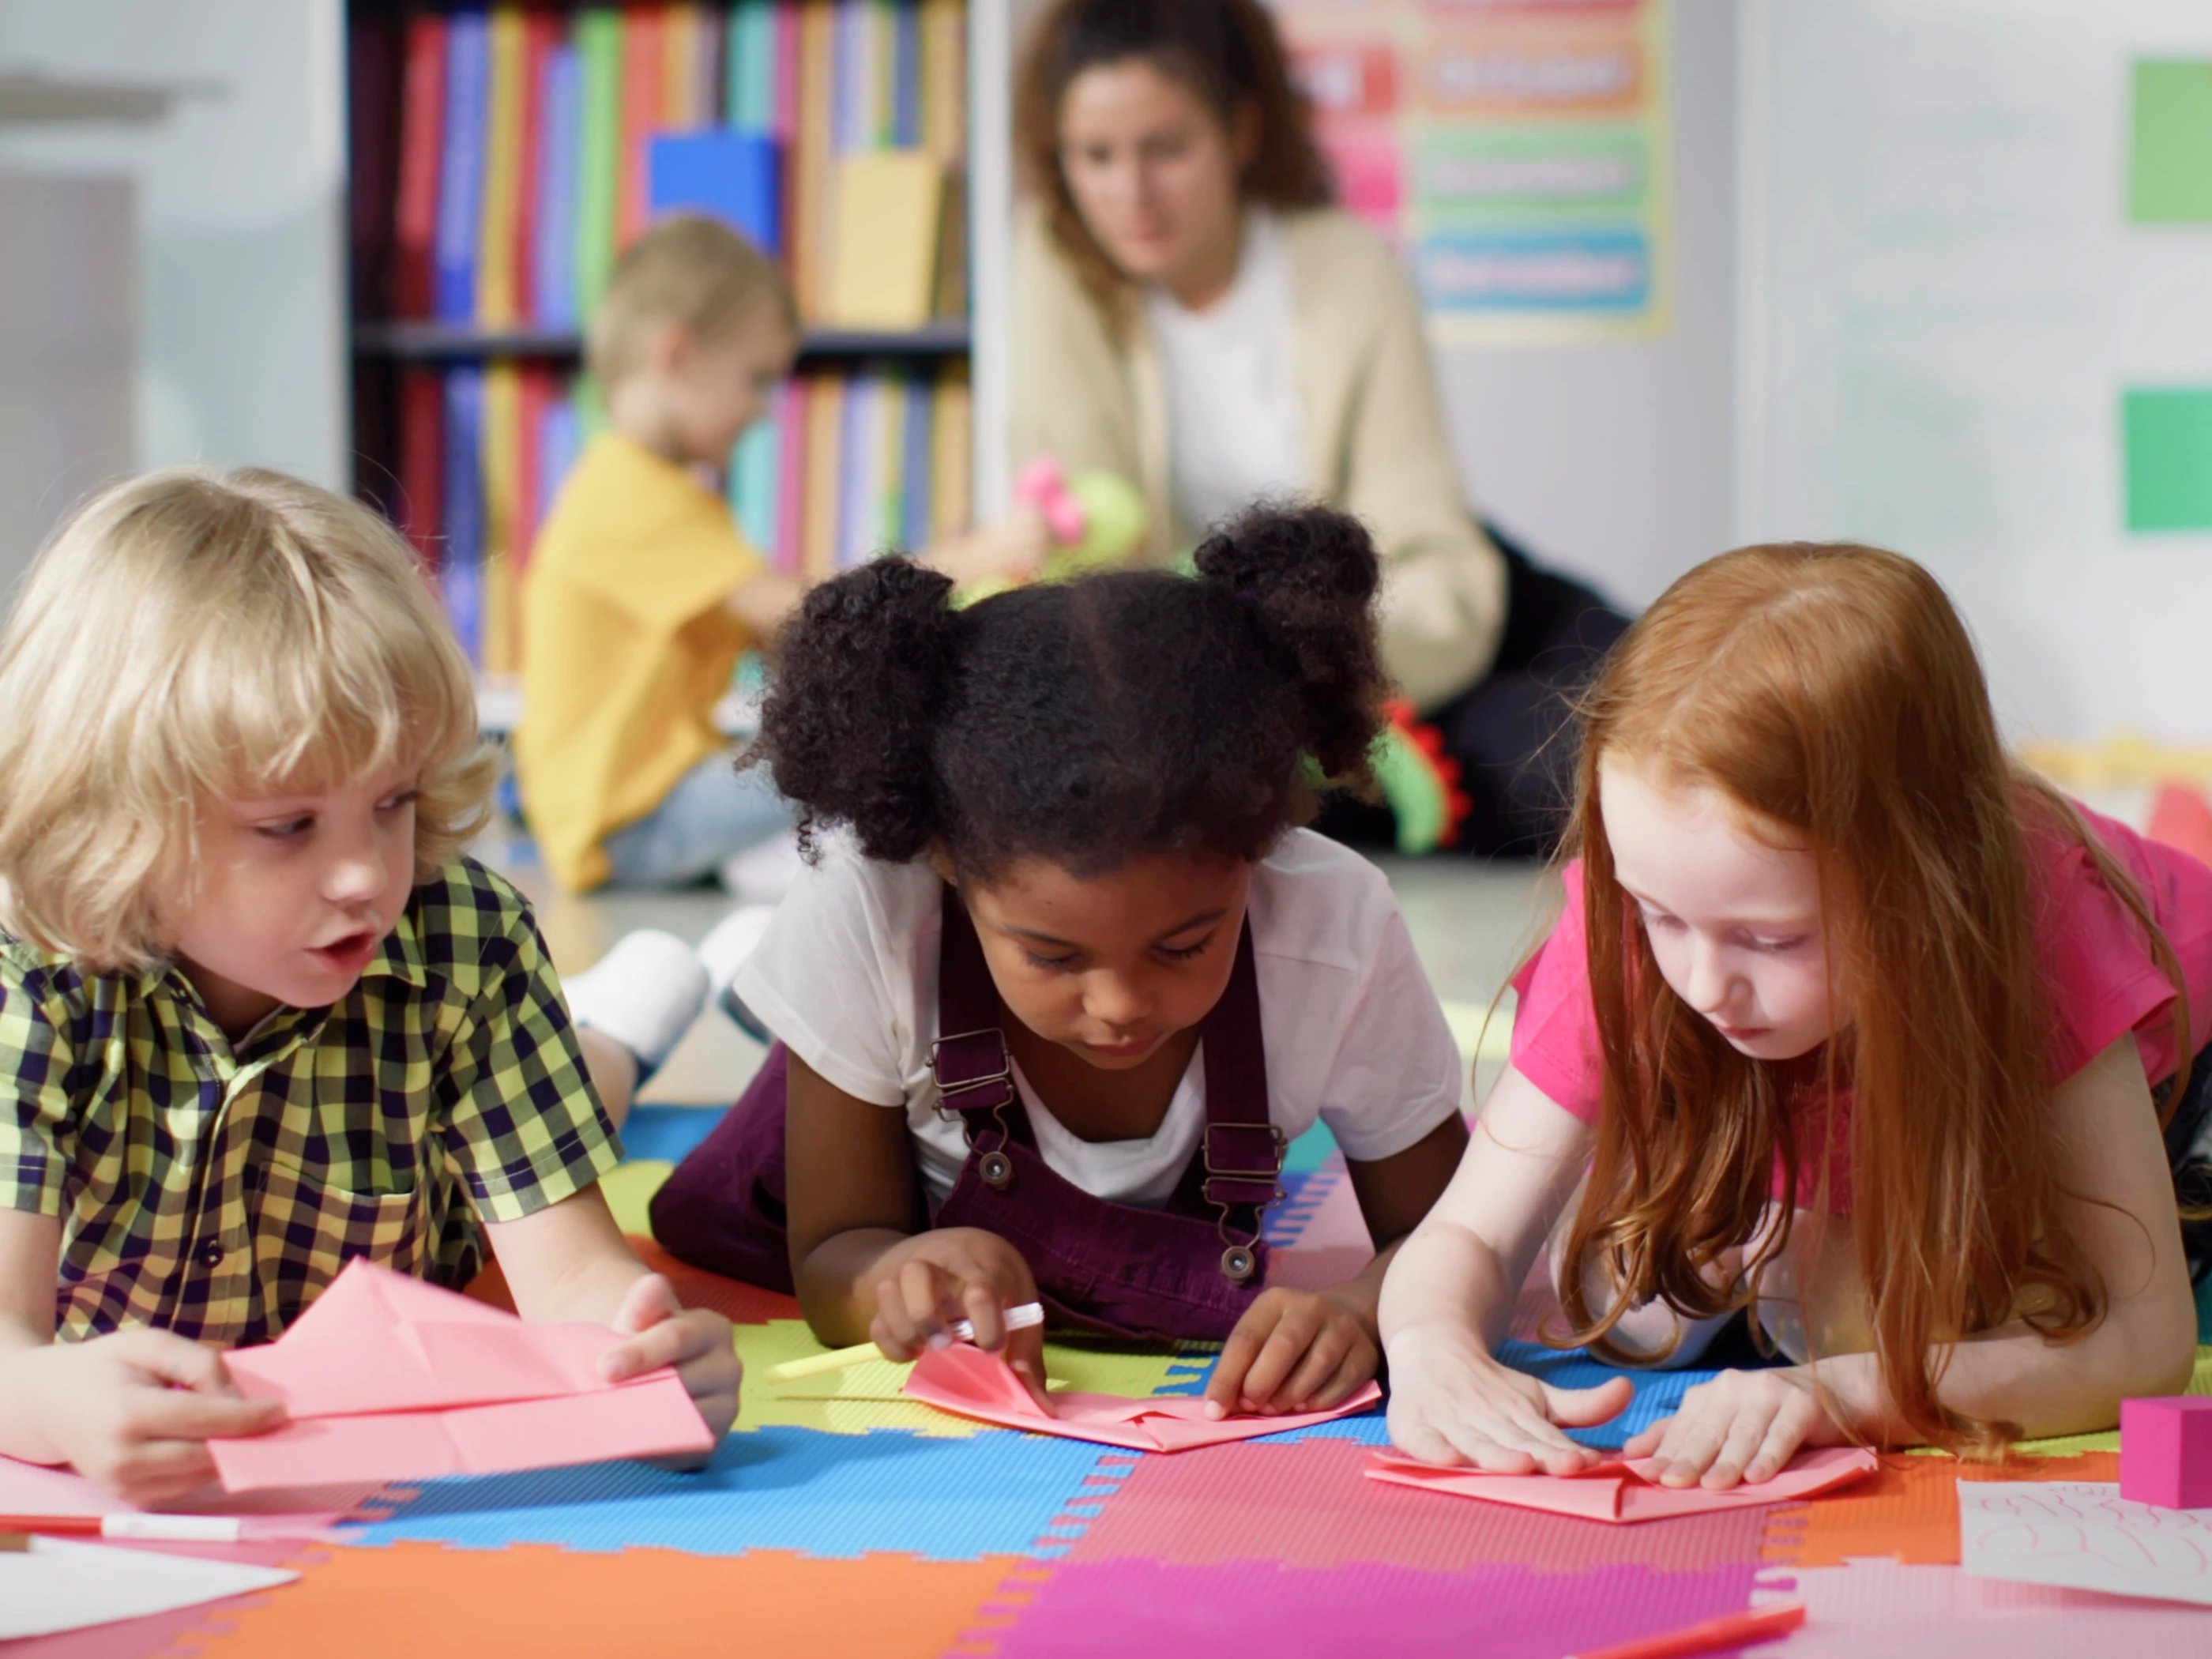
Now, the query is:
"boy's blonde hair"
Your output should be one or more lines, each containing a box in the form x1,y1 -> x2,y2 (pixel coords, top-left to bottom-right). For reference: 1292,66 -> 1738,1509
586,213 -> 797,387
0,466 -> 495,972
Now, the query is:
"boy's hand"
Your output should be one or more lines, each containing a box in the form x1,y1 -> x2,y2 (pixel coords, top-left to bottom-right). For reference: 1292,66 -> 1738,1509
1382,1322 -> 1624,1474
867,1227 -> 1048,1409
9,1328 -> 287,1507
1622,1366 -> 1844,1488
1206,1287 -> 1379,1419
602,1273 -> 741,1450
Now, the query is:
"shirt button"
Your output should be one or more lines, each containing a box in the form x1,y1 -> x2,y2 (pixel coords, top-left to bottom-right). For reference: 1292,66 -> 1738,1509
198,1239 -> 225,1268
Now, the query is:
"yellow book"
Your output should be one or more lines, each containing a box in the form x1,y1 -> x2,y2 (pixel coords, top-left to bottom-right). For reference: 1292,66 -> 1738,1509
877,375 -> 907,550
931,367 -> 972,540
662,5 -> 702,127
475,7 -> 528,327
920,0 -> 966,163
793,2 -> 836,318
802,374 -> 845,581
825,150 -> 944,329
480,362 -> 522,675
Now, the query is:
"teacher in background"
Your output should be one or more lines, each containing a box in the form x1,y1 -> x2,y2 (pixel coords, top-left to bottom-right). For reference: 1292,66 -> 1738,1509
1010,0 -> 1629,856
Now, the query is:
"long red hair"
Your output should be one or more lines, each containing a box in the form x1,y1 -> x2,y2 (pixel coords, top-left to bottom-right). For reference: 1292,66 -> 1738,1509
1555,544 -> 2188,1454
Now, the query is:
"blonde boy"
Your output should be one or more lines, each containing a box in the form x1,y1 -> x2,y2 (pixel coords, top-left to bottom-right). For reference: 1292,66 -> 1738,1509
0,468 -> 739,1505
517,213 -> 1047,893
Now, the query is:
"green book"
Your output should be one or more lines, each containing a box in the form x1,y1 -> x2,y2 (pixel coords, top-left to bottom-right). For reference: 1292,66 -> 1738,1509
574,8 -> 624,320
728,0 -> 775,133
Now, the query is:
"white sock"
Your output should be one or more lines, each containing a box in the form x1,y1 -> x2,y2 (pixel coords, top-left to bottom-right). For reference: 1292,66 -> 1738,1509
562,930 -> 709,1077
697,904 -> 777,1044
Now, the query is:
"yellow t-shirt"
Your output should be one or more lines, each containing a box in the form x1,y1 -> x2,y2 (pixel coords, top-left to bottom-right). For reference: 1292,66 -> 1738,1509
516,433 -> 765,890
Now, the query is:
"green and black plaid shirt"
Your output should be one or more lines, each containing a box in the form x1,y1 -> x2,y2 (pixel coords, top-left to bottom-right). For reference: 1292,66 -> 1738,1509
0,858 -> 622,1346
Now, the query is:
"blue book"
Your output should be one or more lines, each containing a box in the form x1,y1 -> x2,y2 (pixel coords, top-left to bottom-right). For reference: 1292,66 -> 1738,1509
533,43 -> 581,328
540,390 -> 583,524
833,0 -> 868,152
648,130 -> 782,255
838,373 -> 877,567
433,12 -> 490,325
727,0 -> 775,132
442,366 -> 486,664
890,0 -> 920,149
900,371 -> 932,551
728,413 -> 781,555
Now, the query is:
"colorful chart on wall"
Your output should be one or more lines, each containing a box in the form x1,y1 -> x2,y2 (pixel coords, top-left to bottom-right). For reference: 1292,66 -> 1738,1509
1270,0 -> 1674,344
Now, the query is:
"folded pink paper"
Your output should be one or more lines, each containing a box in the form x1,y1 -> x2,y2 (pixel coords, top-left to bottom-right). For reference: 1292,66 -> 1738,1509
0,1450 -> 372,1538
902,1342 -> 1382,1452
206,1258 -> 713,1493
1363,1443 -> 1878,1522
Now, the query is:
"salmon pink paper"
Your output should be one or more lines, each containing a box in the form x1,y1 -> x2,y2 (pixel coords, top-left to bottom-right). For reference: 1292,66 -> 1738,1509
1363,1443 -> 1878,1522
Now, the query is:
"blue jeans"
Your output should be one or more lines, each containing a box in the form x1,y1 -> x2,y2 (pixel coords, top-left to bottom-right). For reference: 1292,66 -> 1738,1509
597,754 -> 794,887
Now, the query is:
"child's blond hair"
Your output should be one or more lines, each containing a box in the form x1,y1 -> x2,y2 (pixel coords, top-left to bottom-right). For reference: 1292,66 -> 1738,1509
586,213 -> 797,387
0,466 -> 495,972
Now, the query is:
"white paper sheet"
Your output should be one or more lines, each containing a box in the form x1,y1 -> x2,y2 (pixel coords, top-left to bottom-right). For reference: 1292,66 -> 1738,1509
1958,1480 -> 2212,1607
0,1536 -> 295,1639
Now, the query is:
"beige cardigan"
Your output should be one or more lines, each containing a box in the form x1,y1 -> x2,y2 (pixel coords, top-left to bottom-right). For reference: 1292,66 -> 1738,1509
1009,205 -> 1507,711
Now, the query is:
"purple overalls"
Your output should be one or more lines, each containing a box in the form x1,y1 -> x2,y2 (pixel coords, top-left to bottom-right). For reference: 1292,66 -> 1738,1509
649,887 -> 1288,1340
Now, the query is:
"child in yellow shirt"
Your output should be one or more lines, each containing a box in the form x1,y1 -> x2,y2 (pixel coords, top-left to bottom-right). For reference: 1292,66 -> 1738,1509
518,216 -> 1043,894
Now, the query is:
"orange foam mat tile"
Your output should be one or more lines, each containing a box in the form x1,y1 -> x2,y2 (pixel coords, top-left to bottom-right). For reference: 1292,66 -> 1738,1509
167,1544 -> 1021,1659
1762,1451 -> 2120,1568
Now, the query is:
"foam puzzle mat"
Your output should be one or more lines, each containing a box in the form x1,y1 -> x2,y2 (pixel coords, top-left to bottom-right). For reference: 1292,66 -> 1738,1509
54,1110 -> 2212,1659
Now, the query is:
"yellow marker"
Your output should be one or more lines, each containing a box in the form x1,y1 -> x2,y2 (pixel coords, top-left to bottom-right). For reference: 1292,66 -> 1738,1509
764,1302 -> 1045,1383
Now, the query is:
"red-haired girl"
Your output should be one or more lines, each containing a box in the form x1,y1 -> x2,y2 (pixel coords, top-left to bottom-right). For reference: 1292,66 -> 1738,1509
1381,543 -> 2210,1486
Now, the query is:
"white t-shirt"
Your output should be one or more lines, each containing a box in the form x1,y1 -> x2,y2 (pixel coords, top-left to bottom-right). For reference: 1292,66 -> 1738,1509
1146,209 -> 1304,535
734,829 -> 1463,1209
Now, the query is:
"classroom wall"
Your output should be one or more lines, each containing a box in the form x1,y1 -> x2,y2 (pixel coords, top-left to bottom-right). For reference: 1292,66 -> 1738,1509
0,0 -> 347,591
1431,0 -> 1738,612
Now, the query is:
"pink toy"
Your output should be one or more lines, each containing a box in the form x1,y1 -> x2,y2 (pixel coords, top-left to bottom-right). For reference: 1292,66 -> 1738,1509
1363,1445 -> 1879,1523
2120,1395 -> 2212,1510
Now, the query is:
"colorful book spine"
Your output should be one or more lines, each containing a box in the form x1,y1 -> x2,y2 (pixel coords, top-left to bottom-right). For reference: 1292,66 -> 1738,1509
393,13 -> 447,320
792,1 -> 836,316
890,0 -> 921,149
727,0 -> 775,131
534,41 -> 582,328
802,374 -> 843,580
474,6 -> 527,329
728,408 -> 780,558
573,7 -> 623,321
480,361 -> 521,675
900,368 -> 932,551
920,0 -> 965,162
397,364 -> 446,564
432,12 -> 490,323
615,7 -> 663,250
775,377 -> 808,574
442,366 -> 487,662
511,12 -> 557,328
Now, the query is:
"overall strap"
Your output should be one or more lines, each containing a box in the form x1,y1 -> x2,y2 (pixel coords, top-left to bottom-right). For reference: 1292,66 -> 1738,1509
928,885 -> 1025,1187
1191,924 -> 1285,1282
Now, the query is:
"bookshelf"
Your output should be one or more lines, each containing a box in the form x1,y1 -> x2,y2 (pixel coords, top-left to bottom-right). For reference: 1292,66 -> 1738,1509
341,0 -> 1011,680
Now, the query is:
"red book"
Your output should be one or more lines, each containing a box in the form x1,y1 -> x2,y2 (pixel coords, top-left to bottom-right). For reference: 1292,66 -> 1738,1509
616,7 -> 664,250
514,364 -> 555,578
512,9 -> 557,325
397,366 -> 446,567
393,13 -> 448,320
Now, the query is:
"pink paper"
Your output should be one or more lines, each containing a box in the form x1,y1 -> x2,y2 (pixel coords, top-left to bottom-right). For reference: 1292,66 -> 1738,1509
1363,1444 -> 1879,1522
205,1258 -> 714,1494
0,1450 -> 372,1538
902,1343 -> 1382,1453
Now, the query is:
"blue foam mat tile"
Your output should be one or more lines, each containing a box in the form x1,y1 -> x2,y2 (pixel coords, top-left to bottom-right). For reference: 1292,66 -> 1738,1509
615,1104 -> 728,1164
337,1426 -> 1131,1560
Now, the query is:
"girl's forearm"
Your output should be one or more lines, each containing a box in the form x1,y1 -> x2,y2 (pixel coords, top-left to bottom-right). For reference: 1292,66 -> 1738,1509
1804,1309 -> 2198,1445
1379,1220 -> 1521,1355
793,1226 -> 916,1346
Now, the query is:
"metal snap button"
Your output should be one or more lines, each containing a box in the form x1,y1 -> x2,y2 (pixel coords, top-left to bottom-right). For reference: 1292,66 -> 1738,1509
198,1238 -> 225,1268
977,1149 -> 1014,1191
1220,1243 -> 1256,1284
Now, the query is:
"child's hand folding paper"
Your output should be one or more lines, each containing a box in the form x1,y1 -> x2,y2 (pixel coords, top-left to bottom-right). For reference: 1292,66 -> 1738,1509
902,1341 -> 1381,1452
207,1260 -> 714,1492
1362,1444 -> 1878,1522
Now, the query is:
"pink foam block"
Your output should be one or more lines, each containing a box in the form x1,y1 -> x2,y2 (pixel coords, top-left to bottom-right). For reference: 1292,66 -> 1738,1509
2119,1395 -> 2212,1510
205,1258 -> 713,1494
1363,1445 -> 1879,1522
903,1343 -> 1382,1452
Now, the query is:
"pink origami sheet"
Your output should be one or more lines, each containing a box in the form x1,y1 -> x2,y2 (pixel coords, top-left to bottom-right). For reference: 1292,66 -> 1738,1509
207,1258 -> 713,1493
902,1342 -> 1382,1452
0,1450 -> 373,1539
1364,1444 -> 1879,1522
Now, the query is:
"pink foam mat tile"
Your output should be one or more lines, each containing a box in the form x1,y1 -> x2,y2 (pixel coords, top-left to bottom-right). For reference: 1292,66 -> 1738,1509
1757,1559 -> 2212,1656
1063,1438 -> 1774,1574
961,1558 -> 1766,1658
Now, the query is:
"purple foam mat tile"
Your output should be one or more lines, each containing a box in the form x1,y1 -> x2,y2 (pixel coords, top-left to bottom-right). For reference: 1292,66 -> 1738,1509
1758,1560 -> 2212,1657
1062,1438 -> 1773,1574
965,1558 -> 1764,1658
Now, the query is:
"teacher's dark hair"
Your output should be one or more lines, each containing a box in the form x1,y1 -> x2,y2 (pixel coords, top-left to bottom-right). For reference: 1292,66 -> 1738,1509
1015,0 -> 1334,313
750,502 -> 1385,880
